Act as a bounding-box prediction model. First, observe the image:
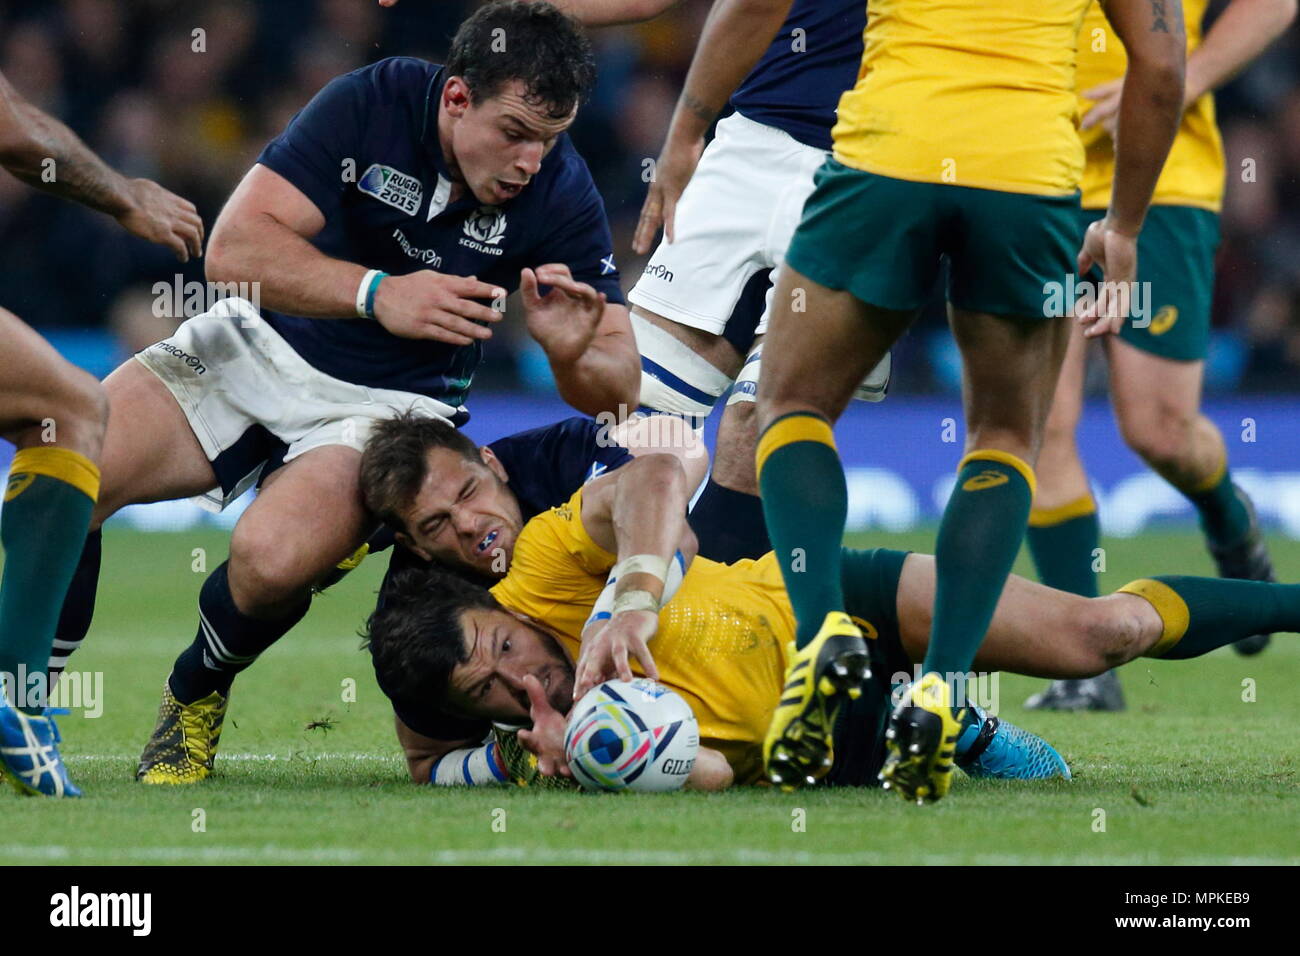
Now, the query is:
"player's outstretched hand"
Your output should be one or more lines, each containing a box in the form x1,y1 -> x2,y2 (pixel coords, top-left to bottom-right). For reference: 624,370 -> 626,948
521,264 -> 606,364
516,674 -> 572,778
116,178 -> 204,262
1075,217 -> 1138,338
572,608 -> 660,701
373,271 -> 505,344
632,134 -> 705,255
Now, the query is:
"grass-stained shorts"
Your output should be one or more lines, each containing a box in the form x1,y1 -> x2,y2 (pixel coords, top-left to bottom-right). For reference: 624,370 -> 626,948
827,547 -> 912,788
785,159 -> 1080,319
1080,205 -> 1220,362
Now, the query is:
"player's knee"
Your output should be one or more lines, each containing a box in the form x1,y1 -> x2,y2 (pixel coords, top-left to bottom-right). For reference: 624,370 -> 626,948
1119,403 -> 1195,472
1075,597 -> 1142,673
228,524 -> 314,609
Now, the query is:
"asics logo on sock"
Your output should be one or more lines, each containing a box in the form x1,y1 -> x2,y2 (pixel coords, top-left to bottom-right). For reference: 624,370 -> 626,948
4,472 -> 35,501
962,470 -> 1009,492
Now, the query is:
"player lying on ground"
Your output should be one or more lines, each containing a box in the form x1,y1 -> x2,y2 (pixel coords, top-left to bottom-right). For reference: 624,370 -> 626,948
367,449 -> 1300,791
0,67 -> 202,797
40,2 -> 641,786
355,410 -> 1055,787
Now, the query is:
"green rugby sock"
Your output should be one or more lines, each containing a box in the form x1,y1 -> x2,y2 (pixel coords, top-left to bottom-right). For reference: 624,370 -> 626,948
1121,576 -> 1300,660
1182,458 -> 1251,550
0,447 -> 99,713
756,413 -> 846,649
1026,497 -> 1100,598
923,451 -> 1034,678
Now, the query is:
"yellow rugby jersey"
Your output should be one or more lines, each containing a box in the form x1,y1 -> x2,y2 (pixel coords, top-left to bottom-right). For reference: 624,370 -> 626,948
832,0 -> 1091,196
1077,0 -> 1224,211
489,490 -> 797,784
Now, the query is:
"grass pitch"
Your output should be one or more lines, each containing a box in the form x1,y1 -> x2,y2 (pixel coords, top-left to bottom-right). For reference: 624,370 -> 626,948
2,527 -> 1297,865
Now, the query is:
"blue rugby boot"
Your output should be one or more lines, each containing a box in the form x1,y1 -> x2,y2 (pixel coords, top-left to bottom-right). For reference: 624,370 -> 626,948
956,706 -> 1070,781
0,697 -> 81,797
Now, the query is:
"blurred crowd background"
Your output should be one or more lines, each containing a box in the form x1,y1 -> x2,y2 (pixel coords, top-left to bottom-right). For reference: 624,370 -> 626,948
1,0 -> 1298,395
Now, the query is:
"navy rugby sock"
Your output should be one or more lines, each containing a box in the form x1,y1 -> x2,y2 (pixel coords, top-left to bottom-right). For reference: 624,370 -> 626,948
48,528 -> 102,681
688,480 -> 772,563
168,562 -> 309,704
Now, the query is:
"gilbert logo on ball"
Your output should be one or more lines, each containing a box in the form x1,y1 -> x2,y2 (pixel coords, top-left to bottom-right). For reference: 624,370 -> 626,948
564,678 -> 699,792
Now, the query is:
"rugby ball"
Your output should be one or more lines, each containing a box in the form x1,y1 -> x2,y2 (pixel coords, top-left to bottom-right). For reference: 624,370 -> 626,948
564,678 -> 699,792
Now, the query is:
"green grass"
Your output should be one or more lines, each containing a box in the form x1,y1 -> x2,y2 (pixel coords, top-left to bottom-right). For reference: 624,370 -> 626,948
2,527 -> 1298,865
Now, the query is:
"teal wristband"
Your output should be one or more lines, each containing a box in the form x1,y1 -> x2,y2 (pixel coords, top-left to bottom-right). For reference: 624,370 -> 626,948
363,271 -> 388,320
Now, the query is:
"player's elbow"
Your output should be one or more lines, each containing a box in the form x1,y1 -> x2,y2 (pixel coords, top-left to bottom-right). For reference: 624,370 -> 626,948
407,755 -> 435,785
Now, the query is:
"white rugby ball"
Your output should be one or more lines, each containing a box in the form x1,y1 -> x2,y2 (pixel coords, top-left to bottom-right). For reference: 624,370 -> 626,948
564,678 -> 699,792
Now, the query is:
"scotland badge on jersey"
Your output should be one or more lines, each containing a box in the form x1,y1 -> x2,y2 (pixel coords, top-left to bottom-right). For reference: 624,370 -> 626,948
358,163 -> 423,215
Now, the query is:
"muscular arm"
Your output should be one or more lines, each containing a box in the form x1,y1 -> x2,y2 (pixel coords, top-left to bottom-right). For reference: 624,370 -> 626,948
0,71 -> 135,217
581,453 -> 698,606
206,164 -> 366,317
664,0 -> 796,145
611,413 -> 710,491
1184,0 -> 1297,103
1101,0 -> 1188,234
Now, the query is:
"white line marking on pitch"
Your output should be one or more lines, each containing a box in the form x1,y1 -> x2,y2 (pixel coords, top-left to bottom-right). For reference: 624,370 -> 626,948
0,844 -> 1294,866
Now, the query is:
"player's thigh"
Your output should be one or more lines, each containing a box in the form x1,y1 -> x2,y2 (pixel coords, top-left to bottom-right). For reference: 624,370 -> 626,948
92,358 -> 217,525
948,309 -> 1072,459
632,307 -> 744,378
229,443 -> 371,596
894,553 -> 1099,678
0,307 -> 107,457
763,162 -> 939,422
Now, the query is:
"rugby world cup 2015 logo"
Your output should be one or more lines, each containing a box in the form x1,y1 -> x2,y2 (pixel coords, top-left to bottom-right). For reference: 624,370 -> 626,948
358,164 -> 423,216
460,206 -> 508,254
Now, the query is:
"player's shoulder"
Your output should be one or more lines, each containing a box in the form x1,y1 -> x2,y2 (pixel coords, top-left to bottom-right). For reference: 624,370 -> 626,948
325,56 -> 439,107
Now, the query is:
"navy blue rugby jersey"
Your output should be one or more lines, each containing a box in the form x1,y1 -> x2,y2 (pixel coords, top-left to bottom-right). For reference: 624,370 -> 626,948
374,416 -> 634,743
728,0 -> 863,151
255,57 -> 624,407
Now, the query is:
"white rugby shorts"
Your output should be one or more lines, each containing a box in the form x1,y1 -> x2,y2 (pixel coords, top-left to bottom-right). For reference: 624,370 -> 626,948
134,297 -> 459,511
628,111 -> 826,337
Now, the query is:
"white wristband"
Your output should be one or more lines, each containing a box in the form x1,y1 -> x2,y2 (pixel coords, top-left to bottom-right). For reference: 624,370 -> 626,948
612,589 -> 659,617
612,553 -> 669,584
355,268 -> 384,319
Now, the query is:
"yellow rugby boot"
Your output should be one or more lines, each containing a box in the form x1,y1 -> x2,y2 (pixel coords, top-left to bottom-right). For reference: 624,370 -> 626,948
136,682 -> 228,784
880,671 -> 966,804
763,612 -> 870,790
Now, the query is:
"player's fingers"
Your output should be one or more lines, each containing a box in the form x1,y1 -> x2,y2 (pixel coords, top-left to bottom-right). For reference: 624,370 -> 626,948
449,275 -> 506,301
633,639 -> 659,681
178,221 -> 203,259
412,317 -> 476,346
632,188 -> 663,255
534,262 -> 573,284
519,267 -> 543,309
613,640 -> 632,683
1081,79 -> 1121,102
522,673 -> 551,718
445,297 -> 504,324
1076,247 -> 1095,276
428,310 -> 493,341
540,272 -> 598,303
164,231 -> 190,263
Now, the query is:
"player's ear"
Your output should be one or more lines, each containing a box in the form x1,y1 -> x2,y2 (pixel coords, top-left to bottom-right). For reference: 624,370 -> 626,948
443,76 -> 472,118
480,446 -> 508,483
394,531 -> 432,563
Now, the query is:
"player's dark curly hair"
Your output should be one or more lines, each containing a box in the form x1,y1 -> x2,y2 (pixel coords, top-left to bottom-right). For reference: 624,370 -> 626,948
445,1 -> 596,119
362,564 -> 501,709
361,410 -> 483,532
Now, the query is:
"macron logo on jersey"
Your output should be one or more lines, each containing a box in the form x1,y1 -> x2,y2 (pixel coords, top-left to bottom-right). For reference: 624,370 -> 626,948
358,164 -> 423,216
